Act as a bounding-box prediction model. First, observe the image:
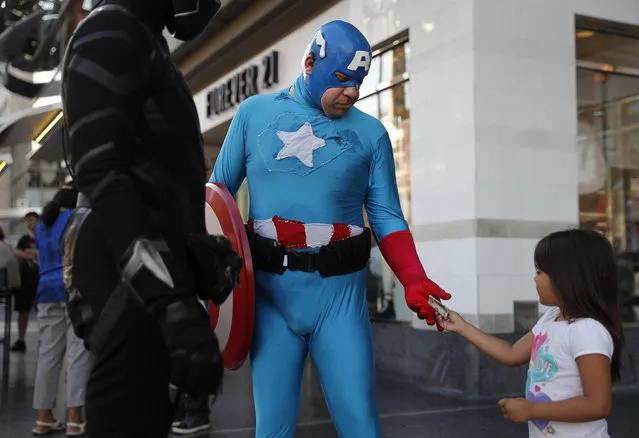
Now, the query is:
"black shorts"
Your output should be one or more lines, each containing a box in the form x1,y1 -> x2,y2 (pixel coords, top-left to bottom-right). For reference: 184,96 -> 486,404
14,287 -> 37,312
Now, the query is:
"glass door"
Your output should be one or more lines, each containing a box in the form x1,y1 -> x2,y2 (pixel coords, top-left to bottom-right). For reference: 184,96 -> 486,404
576,27 -> 639,324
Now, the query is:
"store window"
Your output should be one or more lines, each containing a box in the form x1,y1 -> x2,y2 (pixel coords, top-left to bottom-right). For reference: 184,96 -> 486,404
355,34 -> 411,322
576,26 -> 639,324
356,36 -> 410,227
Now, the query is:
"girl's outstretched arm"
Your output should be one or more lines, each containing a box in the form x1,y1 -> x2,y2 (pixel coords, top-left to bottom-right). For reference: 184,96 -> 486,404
437,312 -> 532,367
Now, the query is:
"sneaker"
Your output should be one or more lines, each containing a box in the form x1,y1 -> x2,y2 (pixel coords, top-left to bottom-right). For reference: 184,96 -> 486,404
171,415 -> 211,435
10,340 -> 26,352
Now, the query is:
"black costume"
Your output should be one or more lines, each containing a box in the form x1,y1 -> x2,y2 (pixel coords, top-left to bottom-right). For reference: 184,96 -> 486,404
60,1 -> 240,436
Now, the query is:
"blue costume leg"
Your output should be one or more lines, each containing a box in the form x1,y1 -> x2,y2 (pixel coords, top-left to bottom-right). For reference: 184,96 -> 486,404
251,292 -> 308,438
309,277 -> 383,438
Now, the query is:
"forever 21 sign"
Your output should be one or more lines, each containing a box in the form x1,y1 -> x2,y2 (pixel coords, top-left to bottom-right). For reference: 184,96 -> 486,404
206,51 -> 279,118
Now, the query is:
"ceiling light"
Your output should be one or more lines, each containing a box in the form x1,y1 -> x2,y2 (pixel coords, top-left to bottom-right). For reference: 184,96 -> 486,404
576,30 -> 596,38
422,22 -> 434,32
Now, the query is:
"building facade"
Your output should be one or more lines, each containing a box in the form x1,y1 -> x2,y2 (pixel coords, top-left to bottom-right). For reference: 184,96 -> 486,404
183,0 -> 639,334
0,0 -> 637,335
0,0 -> 634,395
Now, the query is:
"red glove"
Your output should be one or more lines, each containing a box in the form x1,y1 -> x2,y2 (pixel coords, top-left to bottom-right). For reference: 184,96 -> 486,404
378,230 -> 451,328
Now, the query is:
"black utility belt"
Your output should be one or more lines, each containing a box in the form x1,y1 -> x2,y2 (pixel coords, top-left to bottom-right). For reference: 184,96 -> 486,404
246,228 -> 372,278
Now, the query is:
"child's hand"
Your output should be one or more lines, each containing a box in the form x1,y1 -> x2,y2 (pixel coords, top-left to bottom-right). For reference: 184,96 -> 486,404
498,398 -> 534,423
435,310 -> 467,333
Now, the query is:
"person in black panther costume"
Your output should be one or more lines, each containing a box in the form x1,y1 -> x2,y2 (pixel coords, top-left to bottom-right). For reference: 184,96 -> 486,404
60,1 -> 242,437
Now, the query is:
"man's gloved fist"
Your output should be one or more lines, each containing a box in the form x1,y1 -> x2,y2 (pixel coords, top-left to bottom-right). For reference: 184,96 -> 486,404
159,298 -> 224,397
405,278 -> 451,327
187,233 -> 243,305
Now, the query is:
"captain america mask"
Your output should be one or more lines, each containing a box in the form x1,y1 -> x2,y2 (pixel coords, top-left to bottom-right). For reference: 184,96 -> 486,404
302,20 -> 372,114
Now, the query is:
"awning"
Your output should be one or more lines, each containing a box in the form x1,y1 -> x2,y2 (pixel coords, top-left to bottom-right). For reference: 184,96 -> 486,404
27,119 -> 65,162
0,101 -> 61,149
0,69 -> 62,145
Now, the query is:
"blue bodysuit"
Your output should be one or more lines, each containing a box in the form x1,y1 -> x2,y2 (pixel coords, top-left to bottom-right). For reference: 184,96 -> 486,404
211,22 -> 409,438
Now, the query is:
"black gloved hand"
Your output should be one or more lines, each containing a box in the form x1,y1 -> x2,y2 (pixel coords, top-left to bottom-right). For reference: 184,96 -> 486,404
159,298 -> 224,397
119,237 -> 187,311
187,233 -> 243,305
119,237 -> 224,396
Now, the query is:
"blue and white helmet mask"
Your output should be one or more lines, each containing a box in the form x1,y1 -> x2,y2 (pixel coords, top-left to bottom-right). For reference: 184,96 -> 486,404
301,20 -> 372,108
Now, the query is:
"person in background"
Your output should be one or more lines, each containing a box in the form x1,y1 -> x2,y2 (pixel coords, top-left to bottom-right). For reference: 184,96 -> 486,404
32,186 -> 91,436
11,211 -> 40,352
0,224 -> 21,304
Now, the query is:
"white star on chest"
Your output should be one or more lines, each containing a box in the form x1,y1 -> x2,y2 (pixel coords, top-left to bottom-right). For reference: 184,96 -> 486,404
276,122 -> 326,168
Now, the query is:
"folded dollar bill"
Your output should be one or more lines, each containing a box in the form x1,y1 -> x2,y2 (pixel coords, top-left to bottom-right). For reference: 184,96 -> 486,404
429,295 -> 450,320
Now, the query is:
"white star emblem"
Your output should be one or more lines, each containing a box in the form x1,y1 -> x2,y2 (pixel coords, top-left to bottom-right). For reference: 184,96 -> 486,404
276,122 -> 326,167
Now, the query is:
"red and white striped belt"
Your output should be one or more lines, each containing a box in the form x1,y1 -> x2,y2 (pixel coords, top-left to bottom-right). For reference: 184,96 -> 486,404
248,216 -> 364,249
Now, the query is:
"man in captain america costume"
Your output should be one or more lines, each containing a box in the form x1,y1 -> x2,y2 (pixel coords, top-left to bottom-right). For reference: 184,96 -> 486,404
60,0 -> 242,437
211,20 -> 453,437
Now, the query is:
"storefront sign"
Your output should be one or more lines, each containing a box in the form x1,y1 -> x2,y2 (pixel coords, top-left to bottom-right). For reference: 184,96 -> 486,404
206,51 -> 279,118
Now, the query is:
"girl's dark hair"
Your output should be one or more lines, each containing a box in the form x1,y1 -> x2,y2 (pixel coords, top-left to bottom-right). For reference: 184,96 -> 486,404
41,185 -> 78,228
534,228 -> 624,381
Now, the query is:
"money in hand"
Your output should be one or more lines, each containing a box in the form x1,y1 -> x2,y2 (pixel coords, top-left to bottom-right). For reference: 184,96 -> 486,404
429,295 -> 450,320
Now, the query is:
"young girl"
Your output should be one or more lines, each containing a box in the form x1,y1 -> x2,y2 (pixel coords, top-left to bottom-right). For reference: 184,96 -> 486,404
437,228 -> 624,437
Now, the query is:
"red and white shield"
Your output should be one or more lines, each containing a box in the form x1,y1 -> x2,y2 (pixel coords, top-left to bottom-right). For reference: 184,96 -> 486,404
204,182 -> 255,370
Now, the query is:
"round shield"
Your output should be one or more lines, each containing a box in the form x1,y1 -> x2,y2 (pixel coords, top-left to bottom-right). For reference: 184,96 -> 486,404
204,182 -> 255,370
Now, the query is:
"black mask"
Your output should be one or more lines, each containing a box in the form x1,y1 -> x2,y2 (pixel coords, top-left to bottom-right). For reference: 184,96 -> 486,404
87,0 -> 220,40
166,0 -> 221,41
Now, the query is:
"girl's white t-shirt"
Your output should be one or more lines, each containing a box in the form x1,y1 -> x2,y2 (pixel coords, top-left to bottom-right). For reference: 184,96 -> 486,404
526,307 -> 613,438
